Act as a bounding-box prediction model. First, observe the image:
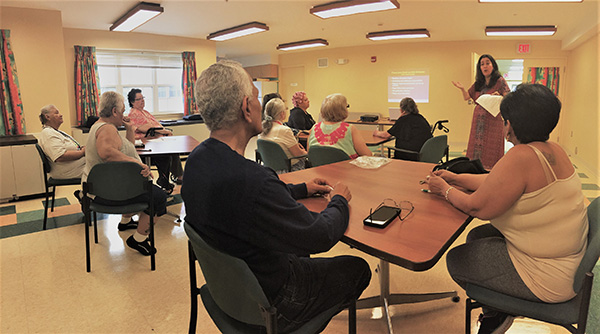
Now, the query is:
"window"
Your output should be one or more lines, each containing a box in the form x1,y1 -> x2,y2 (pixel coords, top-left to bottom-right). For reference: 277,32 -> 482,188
96,50 -> 183,115
497,59 -> 524,92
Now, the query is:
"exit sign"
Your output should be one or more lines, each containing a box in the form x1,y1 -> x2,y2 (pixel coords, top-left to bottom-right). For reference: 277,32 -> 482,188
517,44 -> 530,54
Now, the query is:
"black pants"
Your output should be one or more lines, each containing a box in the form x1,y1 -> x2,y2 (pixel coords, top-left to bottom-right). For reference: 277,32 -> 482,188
271,255 -> 371,333
152,154 -> 183,181
92,184 -> 167,217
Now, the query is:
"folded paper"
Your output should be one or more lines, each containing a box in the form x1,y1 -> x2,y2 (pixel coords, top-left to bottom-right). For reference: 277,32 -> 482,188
476,94 -> 503,117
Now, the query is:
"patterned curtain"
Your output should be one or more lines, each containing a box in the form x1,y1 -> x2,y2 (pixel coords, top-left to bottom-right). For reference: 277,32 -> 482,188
74,46 -> 100,126
0,30 -> 26,136
182,52 -> 197,116
527,67 -> 560,95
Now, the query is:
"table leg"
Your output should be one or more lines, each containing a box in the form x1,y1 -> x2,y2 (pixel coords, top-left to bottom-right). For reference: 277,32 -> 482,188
356,259 -> 459,334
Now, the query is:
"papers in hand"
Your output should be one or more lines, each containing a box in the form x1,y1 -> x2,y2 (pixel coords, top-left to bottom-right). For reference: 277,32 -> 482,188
476,94 -> 503,117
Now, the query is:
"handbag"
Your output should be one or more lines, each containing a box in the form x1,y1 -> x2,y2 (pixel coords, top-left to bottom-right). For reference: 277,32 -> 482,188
432,157 -> 488,174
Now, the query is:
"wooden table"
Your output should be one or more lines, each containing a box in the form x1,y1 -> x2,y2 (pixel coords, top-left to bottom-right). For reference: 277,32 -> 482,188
137,135 -> 201,222
137,135 -> 200,165
347,117 -> 396,130
279,160 -> 473,333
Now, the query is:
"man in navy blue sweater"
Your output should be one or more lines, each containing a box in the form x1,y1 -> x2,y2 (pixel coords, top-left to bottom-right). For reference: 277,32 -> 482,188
182,60 -> 371,333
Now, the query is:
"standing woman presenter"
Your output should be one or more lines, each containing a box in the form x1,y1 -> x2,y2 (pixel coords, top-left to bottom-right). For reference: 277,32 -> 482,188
452,54 -> 510,169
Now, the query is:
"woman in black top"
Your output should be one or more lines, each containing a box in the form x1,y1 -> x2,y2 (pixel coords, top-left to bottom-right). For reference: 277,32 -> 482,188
374,97 -> 432,160
287,91 -> 315,131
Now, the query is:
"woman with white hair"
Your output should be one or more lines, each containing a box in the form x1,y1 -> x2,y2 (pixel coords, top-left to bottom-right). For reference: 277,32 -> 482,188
83,91 -> 167,256
307,93 -> 372,158
38,105 -> 86,179
258,98 -> 307,173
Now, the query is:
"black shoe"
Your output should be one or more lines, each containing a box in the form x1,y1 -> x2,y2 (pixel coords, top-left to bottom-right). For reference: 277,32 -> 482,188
170,174 -> 183,185
73,190 -> 82,204
477,311 -> 514,334
157,176 -> 174,194
118,218 -> 138,231
126,235 -> 156,256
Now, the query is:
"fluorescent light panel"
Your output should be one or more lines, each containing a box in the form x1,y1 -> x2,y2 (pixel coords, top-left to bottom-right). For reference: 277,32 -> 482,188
485,25 -> 557,36
277,39 -> 329,51
367,28 -> 430,41
479,0 -> 581,2
110,2 -> 163,32
207,22 -> 269,41
310,0 -> 400,19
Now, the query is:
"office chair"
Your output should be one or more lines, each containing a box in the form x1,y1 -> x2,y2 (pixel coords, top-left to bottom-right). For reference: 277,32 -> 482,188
82,161 -> 155,272
256,139 -> 307,173
386,135 -> 449,164
308,146 -> 351,167
465,197 -> 600,334
35,144 -> 82,230
185,223 -> 357,334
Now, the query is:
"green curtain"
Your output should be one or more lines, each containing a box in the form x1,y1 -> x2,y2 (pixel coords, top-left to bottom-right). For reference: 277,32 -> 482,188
0,30 -> 26,136
74,46 -> 100,126
527,67 -> 560,95
182,52 -> 197,116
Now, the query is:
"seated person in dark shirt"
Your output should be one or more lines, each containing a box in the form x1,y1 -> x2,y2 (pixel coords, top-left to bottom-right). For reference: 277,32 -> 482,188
287,91 -> 316,131
374,97 -> 432,160
182,60 -> 371,333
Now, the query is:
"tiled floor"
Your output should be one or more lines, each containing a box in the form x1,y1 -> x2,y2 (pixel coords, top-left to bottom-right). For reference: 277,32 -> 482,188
1,152 -> 598,333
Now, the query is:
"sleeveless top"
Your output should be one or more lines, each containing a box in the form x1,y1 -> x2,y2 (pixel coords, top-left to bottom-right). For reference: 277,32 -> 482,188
308,122 -> 358,159
82,121 -> 142,182
491,144 -> 588,303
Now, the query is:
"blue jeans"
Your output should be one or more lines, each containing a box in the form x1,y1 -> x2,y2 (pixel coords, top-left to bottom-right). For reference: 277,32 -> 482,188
272,255 -> 371,333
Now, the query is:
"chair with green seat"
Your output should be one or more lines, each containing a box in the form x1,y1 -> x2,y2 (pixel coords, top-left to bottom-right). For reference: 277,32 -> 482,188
256,139 -> 307,173
35,143 -> 82,230
308,146 -> 351,167
464,196 -> 600,334
82,161 -> 155,272
185,223 -> 357,334
386,134 -> 448,164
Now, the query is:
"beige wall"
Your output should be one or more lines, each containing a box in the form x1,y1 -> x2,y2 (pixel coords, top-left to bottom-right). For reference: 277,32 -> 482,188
279,40 -> 570,151
0,6 -> 216,133
560,33 -> 599,174
62,28 -> 216,125
1,7 -> 71,132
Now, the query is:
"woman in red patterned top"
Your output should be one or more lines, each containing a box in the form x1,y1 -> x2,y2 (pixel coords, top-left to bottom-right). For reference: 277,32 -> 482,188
127,88 -> 183,193
452,54 -> 510,169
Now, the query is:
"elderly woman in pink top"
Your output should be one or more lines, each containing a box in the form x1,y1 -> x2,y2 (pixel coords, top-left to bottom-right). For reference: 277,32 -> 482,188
127,88 -> 183,193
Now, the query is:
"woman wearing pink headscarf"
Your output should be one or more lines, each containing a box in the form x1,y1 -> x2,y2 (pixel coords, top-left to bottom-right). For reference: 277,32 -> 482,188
287,91 -> 315,131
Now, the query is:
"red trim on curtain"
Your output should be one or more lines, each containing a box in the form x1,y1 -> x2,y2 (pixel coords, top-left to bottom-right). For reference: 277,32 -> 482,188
0,29 -> 26,135
74,46 -> 100,126
182,52 -> 197,116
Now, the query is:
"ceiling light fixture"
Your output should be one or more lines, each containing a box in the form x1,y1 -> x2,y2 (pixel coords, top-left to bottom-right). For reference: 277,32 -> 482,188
485,25 -> 557,36
367,28 -> 430,41
110,2 -> 164,32
277,39 -> 329,51
479,0 -> 581,3
310,0 -> 400,19
207,22 -> 269,41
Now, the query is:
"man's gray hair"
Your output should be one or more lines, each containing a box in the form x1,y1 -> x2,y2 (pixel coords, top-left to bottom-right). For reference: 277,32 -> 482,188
39,104 -> 56,125
195,60 -> 253,131
98,91 -> 124,118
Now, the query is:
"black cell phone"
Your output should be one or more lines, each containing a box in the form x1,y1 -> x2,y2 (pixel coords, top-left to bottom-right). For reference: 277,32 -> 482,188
363,205 -> 401,229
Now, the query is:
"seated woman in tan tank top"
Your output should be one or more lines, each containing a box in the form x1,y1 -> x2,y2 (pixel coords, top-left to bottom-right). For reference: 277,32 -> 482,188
424,84 -> 588,334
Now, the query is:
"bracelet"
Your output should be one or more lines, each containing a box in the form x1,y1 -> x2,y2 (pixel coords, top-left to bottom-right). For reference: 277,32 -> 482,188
445,187 -> 455,202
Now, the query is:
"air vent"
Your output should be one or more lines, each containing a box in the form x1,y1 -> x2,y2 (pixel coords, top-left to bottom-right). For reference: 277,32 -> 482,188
317,58 -> 328,68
